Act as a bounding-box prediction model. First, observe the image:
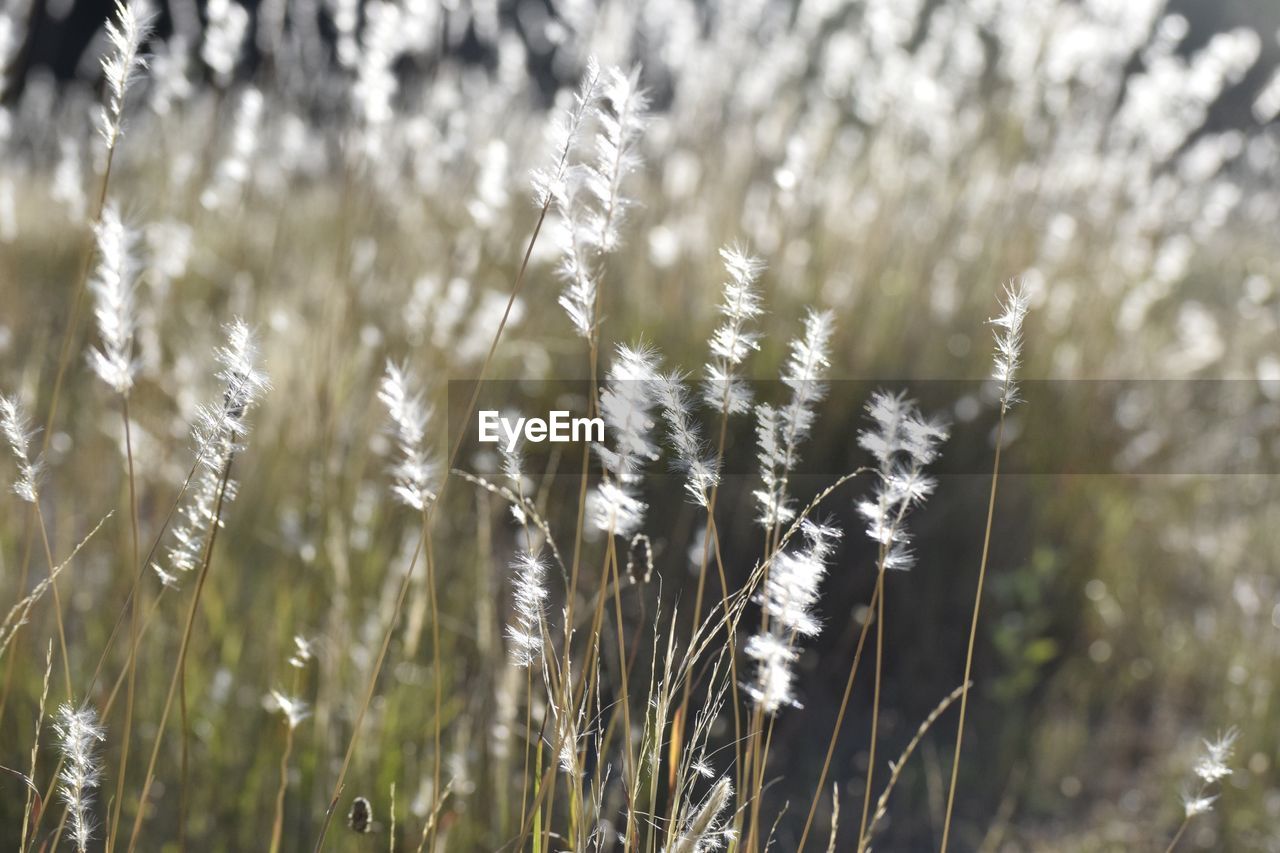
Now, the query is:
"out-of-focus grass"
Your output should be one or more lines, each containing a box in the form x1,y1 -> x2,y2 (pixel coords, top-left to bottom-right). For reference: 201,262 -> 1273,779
2,166 -> 1277,850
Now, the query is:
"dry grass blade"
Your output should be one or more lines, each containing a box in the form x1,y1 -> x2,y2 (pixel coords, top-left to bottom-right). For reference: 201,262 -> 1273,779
0,514 -> 113,660
862,682 -> 971,850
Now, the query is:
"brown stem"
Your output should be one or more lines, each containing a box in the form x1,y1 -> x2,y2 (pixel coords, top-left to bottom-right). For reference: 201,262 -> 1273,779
268,724 -> 296,853
857,571 -> 887,851
939,410 -> 1007,853
795,579 -> 882,853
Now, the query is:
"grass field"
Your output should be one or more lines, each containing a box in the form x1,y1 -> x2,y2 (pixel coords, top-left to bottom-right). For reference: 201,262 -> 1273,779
2,1 -> 1280,850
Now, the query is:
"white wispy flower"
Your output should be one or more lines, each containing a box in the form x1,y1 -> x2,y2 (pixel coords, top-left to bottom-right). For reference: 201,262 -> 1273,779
88,203 -> 138,394
755,521 -> 840,637
743,632 -> 798,714
857,391 -> 912,467
549,61 -> 646,338
754,309 -> 835,527
501,442 -> 525,490
538,60 -> 604,339
555,712 -> 583,777
991,279 -> 1030,411
154,321 -> 267,588
704,246 -> 764,416
153,462 -> 236,588
554,180 -> 601,339
857,391 -> 948,571
588,480 -> 648,538
1182,791 -> 1218,818
378,361 -> 437,512
590,345 -> 661,535
744,522 -> 841,714
98,0 -> 152,149
666,777 -> 735,853
55,703 -> 106,853
506,551 -> 548,667
1194,728 -> 1238,784
1176,726 -> 1238,828
656,372 -> 718,506
288,635 -> 314,669
531,56 -> 602,207
0,393 -> 42,502
267,690 -> 310,729
585,65 -> 648,253
197,319 -> 269,451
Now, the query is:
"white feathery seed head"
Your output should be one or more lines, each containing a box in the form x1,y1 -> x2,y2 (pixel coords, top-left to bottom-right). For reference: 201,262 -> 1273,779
288,635 -> 314,668
755,521 -> 841,637
553,186 -> 600,339
155,321 -> 266,588
548,61 -> 646,337
596,344 -> 662,482
704,245 -> 764,416
744,521 -> 841,714
506,551 -> 549,667
753,309 -> 835,528
1183,791 -> 1218,818
656,372 -> 718,507
539,59 -> 606,339
202,319 -> 269,448
783,309 -> 834,409
98,0 -> 152,148
501,442 -> 525,491
858,390 -> 912,468
590,345 -> 661,535
751,404 -> 787,527
88,203 -> 139,394
55,703 -> 105,853
267,690 -> 310,729
991,279 -> 1030,411
586,64 -> 649,253
666,777 -> 735,853
588,479 -> 648,538
0,393 -> 41,502
743,631 -> 799,714
857,390 -> 948,571
1194,727 -> 1238,784
152,461 -> 236,587
532,56 -> 602,208
1177,726 -> 1238,823
378,360 -> 437,512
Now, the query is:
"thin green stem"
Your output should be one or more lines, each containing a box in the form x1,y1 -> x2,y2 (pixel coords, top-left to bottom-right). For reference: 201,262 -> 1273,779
107,394 -> 142,853
127,456 -> 234,853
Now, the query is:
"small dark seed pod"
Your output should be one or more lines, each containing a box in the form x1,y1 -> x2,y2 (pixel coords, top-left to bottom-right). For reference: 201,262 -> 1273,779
347,796 -> 374,833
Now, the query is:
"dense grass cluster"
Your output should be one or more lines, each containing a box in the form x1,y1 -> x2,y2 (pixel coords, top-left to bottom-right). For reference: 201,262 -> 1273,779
2,0 -> 1280,850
